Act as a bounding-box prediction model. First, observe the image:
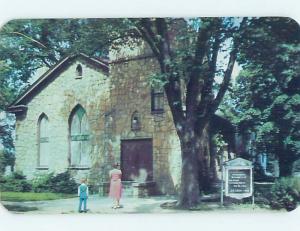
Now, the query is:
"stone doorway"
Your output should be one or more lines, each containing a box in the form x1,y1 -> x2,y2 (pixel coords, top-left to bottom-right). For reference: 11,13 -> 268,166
120,138 -> 153,182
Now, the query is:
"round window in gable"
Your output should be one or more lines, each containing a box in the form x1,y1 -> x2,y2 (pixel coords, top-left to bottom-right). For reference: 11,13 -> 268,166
76,64 -> 83,78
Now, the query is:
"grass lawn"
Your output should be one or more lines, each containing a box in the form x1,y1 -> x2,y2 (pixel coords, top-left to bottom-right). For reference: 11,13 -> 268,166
0,191 -> 76,202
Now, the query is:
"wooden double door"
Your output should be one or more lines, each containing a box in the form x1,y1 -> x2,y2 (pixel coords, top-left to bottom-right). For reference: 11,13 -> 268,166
121,139 -> 153,181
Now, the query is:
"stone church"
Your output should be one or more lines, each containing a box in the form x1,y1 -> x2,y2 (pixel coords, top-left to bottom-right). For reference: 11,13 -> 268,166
8,47 -> 183,195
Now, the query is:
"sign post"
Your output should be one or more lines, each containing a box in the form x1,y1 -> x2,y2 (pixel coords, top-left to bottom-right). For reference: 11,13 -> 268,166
223,158 -> 254,203
220,153 -> 224,207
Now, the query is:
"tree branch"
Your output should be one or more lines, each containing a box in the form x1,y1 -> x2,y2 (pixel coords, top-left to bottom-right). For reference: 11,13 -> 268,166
38,56 -> 52,68
8,32 -> 48,49
154,18 -> 185,127
195,25 -> 222,119
194,17 -> 248,134
210,17 -> 248,112
155,18 -> 173,58
186,19 -> 212,119
134,25 -> 161,59
204,28 -> 222,94
212,49 -> 237,111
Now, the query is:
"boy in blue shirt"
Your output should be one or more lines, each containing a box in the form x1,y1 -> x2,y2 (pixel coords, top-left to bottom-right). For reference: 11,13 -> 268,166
78,178 -> 89,213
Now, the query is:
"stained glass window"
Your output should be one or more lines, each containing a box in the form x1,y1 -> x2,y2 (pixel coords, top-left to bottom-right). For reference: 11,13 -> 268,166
70,105 -> 91,167
38,114 -> 49,167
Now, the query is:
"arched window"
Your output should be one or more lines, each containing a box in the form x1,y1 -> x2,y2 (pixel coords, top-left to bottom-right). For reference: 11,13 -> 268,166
38,113 -> 49,167
131,111 -> 141,131
69,105 -> 91,167
76,64 -> 83,78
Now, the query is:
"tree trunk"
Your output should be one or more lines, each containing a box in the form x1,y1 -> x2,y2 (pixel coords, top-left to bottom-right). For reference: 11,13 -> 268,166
177,139 -> 201,208
176,117 -> 215,208
279,154 -> 293,176
277,136 -> 293,177
198,125 -> 212,193
209,134 -> 218,183
177,125 -> 211,208
198,154 -> 211,192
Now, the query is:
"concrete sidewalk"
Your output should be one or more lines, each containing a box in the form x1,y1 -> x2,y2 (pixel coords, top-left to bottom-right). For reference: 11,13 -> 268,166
1,195 -> 179,214
1,195 -> 281,214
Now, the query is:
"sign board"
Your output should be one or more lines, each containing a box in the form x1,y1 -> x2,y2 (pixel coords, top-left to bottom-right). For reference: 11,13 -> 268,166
224,158 -> 253,199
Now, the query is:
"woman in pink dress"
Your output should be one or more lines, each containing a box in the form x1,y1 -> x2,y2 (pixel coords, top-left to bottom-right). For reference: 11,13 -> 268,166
109,163 -> 122,209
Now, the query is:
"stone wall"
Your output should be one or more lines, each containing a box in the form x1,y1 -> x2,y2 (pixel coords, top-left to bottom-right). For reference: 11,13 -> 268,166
109,57 -> 182,194
15,59 -> 110,182
14,55 -> 182,195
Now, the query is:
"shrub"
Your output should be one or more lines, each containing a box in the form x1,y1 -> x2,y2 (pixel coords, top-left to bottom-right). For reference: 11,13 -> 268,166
269,177 -> 300,211
1,171 -> 78,194
32,171 -> 78,194
0,172 -> 32,192
31,173 -> 54,193
47,171 -> 78,194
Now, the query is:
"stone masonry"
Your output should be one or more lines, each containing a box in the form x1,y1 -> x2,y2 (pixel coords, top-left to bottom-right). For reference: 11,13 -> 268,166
9,51 -> 182,195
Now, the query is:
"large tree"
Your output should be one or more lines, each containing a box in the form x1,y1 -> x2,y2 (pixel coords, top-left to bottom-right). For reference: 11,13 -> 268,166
220,17 -> 300,176
133,18 -> 248,208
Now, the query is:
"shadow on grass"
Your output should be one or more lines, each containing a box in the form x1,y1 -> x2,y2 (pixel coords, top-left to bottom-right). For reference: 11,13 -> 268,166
3,204 -> 38,212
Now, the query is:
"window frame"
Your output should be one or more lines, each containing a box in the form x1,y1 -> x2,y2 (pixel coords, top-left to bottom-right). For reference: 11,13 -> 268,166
131,111 -> 141,131
151,88 -> 164,114
75,64 -> 83,79
37,113 -> 49,169
68,105 -> 91,169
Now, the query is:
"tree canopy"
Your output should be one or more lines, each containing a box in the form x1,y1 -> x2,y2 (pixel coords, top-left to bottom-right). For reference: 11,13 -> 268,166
220,17 -> 300,176
0,18 -> 129,108
132,17 -> 250,207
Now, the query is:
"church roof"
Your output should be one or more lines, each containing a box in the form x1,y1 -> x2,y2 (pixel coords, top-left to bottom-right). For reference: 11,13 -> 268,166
7,53 -> 109,113
211,114 -> 237,152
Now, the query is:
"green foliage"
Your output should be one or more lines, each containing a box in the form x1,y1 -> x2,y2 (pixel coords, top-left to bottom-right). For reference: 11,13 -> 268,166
221,17 -> 300,176
212,134 -> 227,153
0,112 -> 15,172
0,171 -> 78,194
46,171 -> 78,194
149,73 -> 169,88
31,172 -> 54,193
31,171 -> 78,194
269,177 -> 300,211
0,61 -> 16,109
0,19 -> 129,109
0,172 -> 32,192
271,93 -> 300,159
256,122 -> 279,151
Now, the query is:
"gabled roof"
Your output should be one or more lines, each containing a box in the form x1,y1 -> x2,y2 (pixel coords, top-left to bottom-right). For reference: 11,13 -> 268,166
211,114 -> 237,152
7,53 -> 109,113
224,157 -> 253,167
